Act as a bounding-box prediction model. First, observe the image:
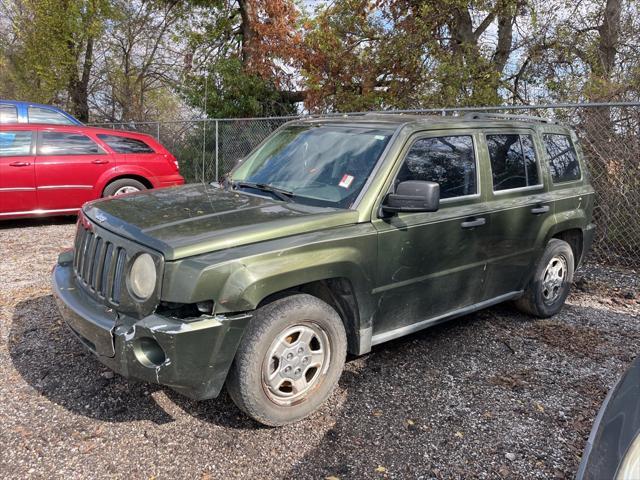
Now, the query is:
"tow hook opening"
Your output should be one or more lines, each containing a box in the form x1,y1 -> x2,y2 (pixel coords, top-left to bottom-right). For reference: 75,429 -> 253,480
134,337 -> 166,367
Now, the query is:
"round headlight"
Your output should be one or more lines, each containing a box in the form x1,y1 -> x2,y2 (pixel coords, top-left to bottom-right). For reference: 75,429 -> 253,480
129,253 -> 156,300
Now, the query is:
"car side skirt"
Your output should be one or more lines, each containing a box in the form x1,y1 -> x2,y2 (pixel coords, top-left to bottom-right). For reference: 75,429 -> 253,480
370,290 -> 522,346
0,207 -> 79,219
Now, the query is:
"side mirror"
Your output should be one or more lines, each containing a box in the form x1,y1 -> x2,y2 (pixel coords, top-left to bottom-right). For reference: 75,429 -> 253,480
382,180 -> 440,214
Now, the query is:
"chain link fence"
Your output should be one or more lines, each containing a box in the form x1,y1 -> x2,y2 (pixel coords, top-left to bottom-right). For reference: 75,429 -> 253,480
93,102 -> 640,268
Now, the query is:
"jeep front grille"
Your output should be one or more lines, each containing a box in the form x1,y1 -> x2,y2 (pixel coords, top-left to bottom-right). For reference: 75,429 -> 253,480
73,224 -> 127,304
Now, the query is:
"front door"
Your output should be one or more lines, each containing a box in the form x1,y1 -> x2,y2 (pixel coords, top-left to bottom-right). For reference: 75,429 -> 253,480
0,129 -> 36,216
371,131 -> 491,343
35,129 -> 110,210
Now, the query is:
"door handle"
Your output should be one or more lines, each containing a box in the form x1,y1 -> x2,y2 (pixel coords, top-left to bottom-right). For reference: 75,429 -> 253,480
91,159 -> 109,164
9,161 -> 31,167
531,205 -> 550,215
461,217 -> 486,229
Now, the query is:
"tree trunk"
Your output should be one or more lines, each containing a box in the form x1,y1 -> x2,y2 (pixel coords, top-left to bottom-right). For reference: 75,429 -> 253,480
238,0 -> 258,69
597,0 -> 621,79
69,36 -> 94,123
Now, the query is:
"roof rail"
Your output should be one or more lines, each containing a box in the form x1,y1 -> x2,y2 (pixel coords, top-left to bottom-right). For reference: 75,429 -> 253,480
463,112 -> 558,124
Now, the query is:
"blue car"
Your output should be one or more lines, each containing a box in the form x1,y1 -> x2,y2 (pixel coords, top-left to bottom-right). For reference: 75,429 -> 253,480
0,100 -> 82,125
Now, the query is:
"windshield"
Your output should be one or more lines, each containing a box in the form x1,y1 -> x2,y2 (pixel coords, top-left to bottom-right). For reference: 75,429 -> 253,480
230,124 -> 394,208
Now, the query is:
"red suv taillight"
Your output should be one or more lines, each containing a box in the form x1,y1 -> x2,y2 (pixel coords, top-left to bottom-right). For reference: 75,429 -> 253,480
163,153 -> 179,172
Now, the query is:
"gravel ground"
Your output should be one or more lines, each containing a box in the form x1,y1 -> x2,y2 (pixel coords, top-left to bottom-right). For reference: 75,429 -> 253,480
1,217 -> 639,479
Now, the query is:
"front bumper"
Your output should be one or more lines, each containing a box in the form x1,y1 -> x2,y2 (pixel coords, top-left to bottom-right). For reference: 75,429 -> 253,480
52,253 -> 251,400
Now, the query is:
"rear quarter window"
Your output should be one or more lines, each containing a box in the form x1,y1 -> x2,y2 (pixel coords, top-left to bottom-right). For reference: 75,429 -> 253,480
542,133 -> 581,183
0,131 -> 32,156
97,134 -> 155,154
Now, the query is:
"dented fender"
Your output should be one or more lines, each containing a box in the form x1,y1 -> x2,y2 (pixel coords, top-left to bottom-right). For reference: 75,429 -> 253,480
161,223 -> 379,332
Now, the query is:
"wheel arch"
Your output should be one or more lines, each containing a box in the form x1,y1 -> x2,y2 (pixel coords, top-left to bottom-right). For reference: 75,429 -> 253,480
256,278 -> 363,356
104,174 -> 154,192
552,228 -> 584,266
96,170 -> 156,196
540,212 -> 590,268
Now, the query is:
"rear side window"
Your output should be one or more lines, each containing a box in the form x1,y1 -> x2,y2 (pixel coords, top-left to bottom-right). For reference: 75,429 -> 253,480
0,131 -> 33,156
28,106 -> 74,125
487,134 -> 540,191
396,135 -> 477,199
39,132 -> 104,155
0,105 -> 18,123
543,134 -> 581,183
97,134 -> 155,154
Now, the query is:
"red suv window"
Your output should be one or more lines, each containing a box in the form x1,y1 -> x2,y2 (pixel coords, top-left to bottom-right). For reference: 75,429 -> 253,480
97,134 -> 155,154
39,132 -> 104,155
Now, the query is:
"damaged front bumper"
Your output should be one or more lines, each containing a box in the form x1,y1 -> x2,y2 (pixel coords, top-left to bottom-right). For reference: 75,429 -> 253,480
52,252 -> 251,400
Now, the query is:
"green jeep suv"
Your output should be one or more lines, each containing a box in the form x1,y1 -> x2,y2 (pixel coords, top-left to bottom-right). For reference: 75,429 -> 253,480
52,113 -> 595,425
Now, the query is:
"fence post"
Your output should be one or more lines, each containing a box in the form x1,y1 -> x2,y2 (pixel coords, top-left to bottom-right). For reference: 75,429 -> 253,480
202,119 -> 207,183
215,120 -> 219,181
156,122 -> 160,140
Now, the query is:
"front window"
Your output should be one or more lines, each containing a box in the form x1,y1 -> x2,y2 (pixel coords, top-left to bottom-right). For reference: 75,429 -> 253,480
0,131 -> 33,156
28,106 -> 75,125
396,135 -> 477,199
0,105 -> 18,124
229,124 -> 394,208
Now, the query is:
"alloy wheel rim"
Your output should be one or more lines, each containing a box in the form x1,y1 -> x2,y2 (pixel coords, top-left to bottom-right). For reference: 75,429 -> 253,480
113,186 -> 140,196
262,323 -> 330,406
541,255 -> 567,304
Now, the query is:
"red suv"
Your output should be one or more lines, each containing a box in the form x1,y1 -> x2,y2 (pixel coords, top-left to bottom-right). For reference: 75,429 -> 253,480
0,124 -> 184,219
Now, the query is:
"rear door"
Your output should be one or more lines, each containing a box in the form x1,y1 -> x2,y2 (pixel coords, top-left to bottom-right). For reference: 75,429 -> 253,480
95,133 -> 156,170
481,129 -> 552,298
35,128 -> 111,210
0,128 -> 37,215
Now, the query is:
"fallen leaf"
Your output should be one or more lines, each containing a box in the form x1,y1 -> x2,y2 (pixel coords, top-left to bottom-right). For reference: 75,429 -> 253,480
372,410 -> 383,417
325,476 -> 340,480
375,466 -> 387,473
455,431 -> 464,438
535,403 -> 545,412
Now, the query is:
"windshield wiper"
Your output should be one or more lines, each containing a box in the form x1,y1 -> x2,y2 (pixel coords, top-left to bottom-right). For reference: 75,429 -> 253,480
232,181 -> 294,203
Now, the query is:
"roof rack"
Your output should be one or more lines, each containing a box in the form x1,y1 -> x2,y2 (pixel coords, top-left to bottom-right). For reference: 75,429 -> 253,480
463,112 -> 558,124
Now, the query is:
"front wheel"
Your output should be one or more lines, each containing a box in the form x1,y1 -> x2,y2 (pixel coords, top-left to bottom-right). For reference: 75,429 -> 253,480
515,238 -> 575,318
226,294 -> 347,426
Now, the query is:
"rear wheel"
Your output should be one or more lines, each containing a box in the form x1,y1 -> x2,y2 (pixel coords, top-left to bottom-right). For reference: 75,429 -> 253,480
226,294 -> 347,426
102,178 -> 147,197
515,239 -> 574,317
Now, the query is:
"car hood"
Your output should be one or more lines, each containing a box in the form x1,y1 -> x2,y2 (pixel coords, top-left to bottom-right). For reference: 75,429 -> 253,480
83,183 -> 359,260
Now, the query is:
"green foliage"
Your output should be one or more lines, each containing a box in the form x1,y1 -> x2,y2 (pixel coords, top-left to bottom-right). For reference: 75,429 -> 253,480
2,0 -> 110,105
184,58 -> 297,118
301,0 -> 507,112
1,0 -> 638,119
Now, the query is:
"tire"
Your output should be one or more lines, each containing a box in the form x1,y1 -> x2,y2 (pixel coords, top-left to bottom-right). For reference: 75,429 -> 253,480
102,178 -> 147,197
515,239 -> 575,318
226,294 -> 347,426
